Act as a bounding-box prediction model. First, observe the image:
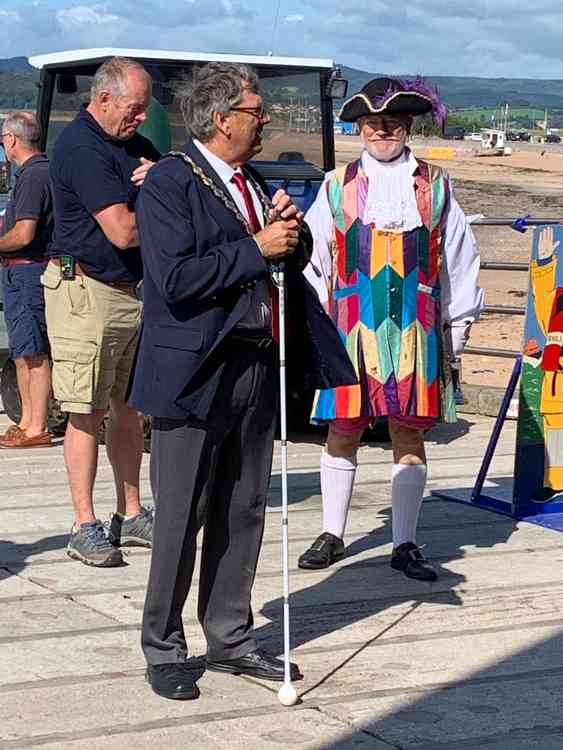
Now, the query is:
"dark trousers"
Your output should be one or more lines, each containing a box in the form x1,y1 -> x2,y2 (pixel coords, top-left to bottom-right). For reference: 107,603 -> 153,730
142,341 -> 277,664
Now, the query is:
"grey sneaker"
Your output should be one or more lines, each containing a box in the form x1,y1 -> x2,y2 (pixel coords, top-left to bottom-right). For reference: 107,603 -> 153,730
108,506 -> 154,548
67,520 -> 123,567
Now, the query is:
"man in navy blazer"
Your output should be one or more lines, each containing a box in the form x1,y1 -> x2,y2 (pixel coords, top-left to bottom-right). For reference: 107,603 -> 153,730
130,62 -> 355,701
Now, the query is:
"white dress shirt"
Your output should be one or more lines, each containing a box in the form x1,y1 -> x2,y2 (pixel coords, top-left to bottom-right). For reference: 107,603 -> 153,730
303,148 -> 484,356
194,139 -> 265,229
194,139 -> 271,331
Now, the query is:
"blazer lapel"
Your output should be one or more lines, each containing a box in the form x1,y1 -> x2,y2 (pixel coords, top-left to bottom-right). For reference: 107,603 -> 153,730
183,138 -> 230,197
174,140 -> 252,374
182,139 -> 258,237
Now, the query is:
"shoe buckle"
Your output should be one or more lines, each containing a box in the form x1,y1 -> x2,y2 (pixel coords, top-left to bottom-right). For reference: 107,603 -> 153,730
310,534 -> 332,552
408,544 -> 426,562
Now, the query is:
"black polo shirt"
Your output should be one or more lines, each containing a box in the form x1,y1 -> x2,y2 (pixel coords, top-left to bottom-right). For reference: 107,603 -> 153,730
0,154 -> 53,260
49,107 -> 160,283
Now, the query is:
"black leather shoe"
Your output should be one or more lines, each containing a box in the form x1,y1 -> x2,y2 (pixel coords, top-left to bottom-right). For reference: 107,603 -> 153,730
145,663 -> 200,700
206,648 -> 302,682
390,542 -> 438,582
298,532 -> 345,570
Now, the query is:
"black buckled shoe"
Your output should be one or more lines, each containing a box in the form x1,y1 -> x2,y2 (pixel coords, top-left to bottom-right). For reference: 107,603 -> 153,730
206,648 -> 302,682
298,532 -> 345,570
145,663 -> 200,700
390,542 -> 438,582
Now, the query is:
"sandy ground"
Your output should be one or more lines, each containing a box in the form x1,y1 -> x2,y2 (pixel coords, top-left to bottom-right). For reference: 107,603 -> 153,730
334,136 -> 563,390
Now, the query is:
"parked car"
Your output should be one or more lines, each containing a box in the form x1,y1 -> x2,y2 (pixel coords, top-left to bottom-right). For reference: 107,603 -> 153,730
506,131 -> 520,141
546,133 -> 561,144
465,132 -> 482,141
443,126 -> 465,140
518,132 -> 531,142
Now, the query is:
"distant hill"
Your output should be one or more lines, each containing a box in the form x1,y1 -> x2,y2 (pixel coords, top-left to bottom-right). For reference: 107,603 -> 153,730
339,65 -> 563,110
0,57 -> 35,74
3,55 -> 563,111
0,57 -> 38,109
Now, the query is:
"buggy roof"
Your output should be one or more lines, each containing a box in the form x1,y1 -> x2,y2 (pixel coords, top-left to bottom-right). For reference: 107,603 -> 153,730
29,48 -> 334,71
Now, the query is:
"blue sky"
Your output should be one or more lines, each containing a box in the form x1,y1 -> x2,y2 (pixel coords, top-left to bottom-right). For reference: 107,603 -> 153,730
3,0 -> 563,79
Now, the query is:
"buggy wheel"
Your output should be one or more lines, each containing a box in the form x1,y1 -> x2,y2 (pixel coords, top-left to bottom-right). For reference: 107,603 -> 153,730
0,357 -> 20,424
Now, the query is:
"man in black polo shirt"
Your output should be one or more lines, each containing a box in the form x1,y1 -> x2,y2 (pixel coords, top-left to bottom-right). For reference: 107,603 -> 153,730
0,112 -> 53,449
45,57 -> 160,567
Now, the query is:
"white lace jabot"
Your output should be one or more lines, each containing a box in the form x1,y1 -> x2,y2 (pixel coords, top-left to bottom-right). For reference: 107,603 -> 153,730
361,149 -> 423,233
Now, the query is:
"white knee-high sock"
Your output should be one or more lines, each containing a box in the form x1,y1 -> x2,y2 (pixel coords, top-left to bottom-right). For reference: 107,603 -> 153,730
391,463 -> 427,548
321,451 -> 357,540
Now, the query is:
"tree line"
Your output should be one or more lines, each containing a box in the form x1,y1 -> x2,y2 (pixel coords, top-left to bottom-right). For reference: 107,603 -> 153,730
0,72 -> 38,110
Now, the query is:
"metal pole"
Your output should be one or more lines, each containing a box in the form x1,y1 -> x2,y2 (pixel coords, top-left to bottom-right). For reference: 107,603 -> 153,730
464,346 -> 520,358
471,218 -> 563,226
483,304 -> 525,315
480,262 -> 528,272
470,356 -> 522,503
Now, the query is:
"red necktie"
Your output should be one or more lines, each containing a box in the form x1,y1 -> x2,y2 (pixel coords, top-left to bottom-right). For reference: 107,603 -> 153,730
231,172 -> 262,233
231,172 -> 279,341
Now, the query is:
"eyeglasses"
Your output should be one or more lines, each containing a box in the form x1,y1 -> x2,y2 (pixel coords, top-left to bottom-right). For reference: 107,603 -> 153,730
0,132 -> 13,143
230,106 -> 268,121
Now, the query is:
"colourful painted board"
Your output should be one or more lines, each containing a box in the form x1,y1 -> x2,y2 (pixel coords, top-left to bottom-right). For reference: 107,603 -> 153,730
514,224 -> 563,512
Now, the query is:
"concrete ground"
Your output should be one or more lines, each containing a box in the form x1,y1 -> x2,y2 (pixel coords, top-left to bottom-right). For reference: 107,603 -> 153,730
1,411 -> 562,749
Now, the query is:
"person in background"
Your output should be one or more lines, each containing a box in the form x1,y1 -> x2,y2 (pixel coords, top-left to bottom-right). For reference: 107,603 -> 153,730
298,76 -> 484,580
0,112 -> 53,449
45,57 -> 159,567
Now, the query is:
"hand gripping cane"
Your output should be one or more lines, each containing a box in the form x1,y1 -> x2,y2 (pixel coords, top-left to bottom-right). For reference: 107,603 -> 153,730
271,262 -> 299,707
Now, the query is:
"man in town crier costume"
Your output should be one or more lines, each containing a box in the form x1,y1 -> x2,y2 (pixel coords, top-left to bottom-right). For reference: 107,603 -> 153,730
298,76 -> 484,579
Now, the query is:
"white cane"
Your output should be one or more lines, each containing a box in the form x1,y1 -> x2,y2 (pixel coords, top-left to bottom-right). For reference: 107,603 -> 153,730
272,262 -> 299,707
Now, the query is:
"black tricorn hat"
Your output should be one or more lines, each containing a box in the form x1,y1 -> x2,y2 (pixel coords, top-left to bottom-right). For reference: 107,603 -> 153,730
339,76 -> 446,125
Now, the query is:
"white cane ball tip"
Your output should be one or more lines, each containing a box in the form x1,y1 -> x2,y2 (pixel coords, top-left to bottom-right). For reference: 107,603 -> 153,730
278,683 -> 298,706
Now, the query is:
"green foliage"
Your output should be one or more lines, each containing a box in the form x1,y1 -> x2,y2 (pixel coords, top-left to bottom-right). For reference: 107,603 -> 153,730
445,112 -> 482,132
410,114 -> 442,136
0,71 -> 38,109
454,106 -> 545,119
448,106 -> 563,130
451,106 -> 551,130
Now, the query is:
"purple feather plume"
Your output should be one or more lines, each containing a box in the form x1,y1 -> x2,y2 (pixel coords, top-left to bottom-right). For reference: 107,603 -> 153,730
372,75 -> 447,127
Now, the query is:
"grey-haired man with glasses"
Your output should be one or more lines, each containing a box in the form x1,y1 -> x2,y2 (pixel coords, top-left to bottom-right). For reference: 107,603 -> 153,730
130,62 -> 355,701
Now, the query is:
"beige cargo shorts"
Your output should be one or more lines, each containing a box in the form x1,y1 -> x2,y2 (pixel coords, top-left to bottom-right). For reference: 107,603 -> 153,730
41,260 -> 142,415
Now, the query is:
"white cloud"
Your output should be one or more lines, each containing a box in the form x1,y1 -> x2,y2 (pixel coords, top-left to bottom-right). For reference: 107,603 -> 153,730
56,6 -> 120,28
3,0 -> 563,79
0,9 -> 19,21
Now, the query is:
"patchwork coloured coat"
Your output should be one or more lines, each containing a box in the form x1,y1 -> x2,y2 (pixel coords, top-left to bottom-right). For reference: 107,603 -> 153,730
305,152 -> 482,425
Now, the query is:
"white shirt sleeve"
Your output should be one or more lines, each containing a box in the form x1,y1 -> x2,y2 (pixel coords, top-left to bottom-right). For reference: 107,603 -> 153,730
440,176 -> 485,345
303,176 -> 334,307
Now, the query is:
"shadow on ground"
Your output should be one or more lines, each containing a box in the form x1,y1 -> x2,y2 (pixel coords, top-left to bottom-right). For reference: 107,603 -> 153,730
257,491 -> 518,659
316,628 -> 563,749
0,534 -> 68,579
